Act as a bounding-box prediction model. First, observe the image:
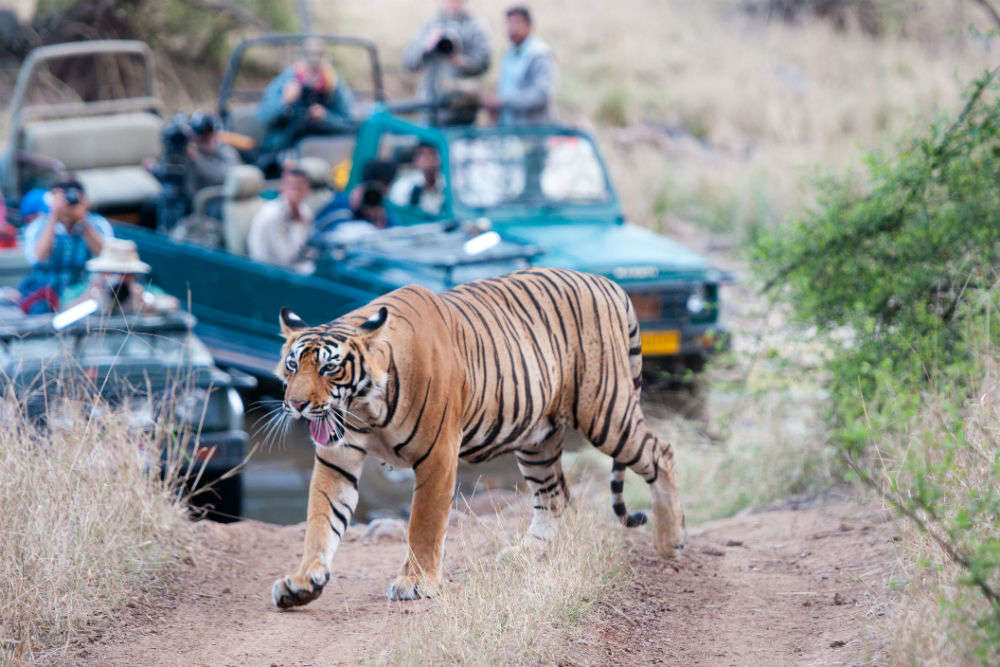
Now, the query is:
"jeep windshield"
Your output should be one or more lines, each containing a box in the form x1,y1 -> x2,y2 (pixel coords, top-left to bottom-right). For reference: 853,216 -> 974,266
449,132 -> 612,212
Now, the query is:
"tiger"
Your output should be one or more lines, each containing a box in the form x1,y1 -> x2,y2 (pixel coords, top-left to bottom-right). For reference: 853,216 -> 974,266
270,267 -> 685,609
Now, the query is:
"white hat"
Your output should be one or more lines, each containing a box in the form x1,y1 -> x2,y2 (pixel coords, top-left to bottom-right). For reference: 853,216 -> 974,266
85,238 -> 151,274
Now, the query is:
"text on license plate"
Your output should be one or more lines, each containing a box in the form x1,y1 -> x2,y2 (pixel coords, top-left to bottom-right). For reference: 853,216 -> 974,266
640,330 -> 680,356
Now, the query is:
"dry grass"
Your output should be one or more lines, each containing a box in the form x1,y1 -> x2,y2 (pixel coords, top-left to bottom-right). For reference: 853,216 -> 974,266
876,356 -> 1000,666
0,389 -> 190,665
371,490 -> 630,666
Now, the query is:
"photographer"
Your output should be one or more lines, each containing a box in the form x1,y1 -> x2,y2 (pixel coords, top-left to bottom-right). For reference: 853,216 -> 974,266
256,39 -> 355,168
403,0 -> 491,125
148,112 -> 240,232
20,180 -> 112,313
315,160 -> 396,231
61,238 -> 179,316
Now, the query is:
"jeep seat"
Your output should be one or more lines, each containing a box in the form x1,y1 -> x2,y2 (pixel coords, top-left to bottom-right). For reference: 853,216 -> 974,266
21,112 -> 162,210
222,165 -> 265,255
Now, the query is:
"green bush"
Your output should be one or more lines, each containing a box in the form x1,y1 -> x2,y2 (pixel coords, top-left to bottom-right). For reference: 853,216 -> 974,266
755,68 -> 1000,663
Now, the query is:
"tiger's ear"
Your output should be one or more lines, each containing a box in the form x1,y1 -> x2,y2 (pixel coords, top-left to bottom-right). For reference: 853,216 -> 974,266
359,306 -> 388,334
280,308 -> 309,338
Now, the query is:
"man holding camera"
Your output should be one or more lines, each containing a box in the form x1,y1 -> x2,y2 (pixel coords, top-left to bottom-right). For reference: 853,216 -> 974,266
482,6 -> 556,125
403,0 -> 491,125
20,180 -> 113,313
257,39 -> 355,165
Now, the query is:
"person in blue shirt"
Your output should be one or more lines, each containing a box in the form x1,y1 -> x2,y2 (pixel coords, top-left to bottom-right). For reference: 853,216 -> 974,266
20,179 -> 113,313
482,6 -> 557,125
256,39 -> 356,166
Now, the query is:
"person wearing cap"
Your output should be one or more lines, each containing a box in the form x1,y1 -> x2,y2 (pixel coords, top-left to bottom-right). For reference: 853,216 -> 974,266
481,6 -> 557,125
20,180 -> 113,312
388,143 -> 446,216
257,38 -> 356,160
61,238 -> 178,315
185,111 -> 240,202
402,0 -> 491,125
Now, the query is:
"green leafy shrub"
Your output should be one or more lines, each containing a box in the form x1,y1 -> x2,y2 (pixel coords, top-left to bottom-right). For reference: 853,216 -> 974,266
755,68 -> 1000,663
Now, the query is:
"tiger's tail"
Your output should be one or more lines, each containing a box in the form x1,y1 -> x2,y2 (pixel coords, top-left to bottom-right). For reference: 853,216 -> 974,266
610,461 -> 648,527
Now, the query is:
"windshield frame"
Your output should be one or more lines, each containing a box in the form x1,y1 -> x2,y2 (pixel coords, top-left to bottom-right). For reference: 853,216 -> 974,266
443,124 -> 622,221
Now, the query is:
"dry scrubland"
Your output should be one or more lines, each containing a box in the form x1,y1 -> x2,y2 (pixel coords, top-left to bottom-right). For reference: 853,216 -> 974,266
0,394 -> 189,666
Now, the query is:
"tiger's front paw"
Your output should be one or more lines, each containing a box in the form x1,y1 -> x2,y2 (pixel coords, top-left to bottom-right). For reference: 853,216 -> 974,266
385,574 -> 438,601
271,561 -> 330,610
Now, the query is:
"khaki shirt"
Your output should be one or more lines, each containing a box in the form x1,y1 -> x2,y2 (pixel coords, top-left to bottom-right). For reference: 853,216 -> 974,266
247,198 -> 314,272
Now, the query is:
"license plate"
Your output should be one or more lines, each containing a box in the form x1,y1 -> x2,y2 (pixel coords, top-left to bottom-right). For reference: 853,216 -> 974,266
640,330 -> 680,356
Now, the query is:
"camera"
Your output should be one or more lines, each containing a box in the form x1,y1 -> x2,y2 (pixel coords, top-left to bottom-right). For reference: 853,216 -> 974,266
161,114 -> 192,165
188,111 -> 219,137
434,34 -> 456,56
63,186 -> 83,206
359,181 -> 385,209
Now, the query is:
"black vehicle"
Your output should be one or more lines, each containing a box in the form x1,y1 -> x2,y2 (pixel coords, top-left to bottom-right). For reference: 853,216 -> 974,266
0,308 -> 254,520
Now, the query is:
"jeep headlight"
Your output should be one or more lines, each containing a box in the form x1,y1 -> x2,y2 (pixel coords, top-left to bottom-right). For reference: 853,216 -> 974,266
174,387 -> 211,427
686,284 -> 706,314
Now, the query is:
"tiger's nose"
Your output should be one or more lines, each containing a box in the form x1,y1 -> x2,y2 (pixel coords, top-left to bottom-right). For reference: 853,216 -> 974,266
288,399 -> 308,412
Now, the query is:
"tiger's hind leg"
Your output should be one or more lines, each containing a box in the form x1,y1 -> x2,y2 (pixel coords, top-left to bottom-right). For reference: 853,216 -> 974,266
513,423 -> 569,547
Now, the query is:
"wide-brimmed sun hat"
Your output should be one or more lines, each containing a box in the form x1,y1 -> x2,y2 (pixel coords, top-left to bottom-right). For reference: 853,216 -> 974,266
85,238 -> 151,274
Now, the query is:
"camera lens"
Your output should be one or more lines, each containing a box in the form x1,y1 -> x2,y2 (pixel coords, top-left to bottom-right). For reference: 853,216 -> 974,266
435,36 -> 455,55
64,187 -> 82,205
361,183 -> 384,208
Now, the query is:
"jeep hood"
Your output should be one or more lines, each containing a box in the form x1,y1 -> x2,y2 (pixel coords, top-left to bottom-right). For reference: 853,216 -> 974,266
500,222 -> 710,281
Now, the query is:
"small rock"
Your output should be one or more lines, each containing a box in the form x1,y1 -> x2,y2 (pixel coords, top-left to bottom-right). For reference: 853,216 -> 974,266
830,640 -> 846,648
833,592 -> 846,605
701,547 -> 725,557
363,517 -> 407,543
125,601 -> 137,609
725,539 -> 744,547
838,522 -> 853,532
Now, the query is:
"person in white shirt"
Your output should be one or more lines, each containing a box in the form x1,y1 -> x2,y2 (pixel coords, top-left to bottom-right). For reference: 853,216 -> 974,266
247,167 -> 315,273
388,142 -> 445,216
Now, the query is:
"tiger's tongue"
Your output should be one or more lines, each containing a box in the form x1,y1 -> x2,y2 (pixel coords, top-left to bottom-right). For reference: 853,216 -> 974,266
309,419 -> 332,445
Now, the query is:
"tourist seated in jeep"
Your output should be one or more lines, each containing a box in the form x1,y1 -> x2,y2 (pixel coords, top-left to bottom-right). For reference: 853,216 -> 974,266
247,167 -> 315,273
20,180 -> 112,313
256,39 -> 356,170
61,238 -> 179,316
315,159 -> 396,231
388,142 -> 445,216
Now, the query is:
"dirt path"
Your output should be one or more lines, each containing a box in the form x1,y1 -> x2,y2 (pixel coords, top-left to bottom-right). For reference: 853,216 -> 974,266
55,493 -> 896,667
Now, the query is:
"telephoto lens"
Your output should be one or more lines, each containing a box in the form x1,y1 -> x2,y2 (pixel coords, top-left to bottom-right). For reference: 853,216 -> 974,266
361,182 -> 385,208
435,35 -> 455,55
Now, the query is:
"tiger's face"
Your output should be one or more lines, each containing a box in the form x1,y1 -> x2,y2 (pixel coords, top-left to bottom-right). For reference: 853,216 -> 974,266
277,307 -> 389,445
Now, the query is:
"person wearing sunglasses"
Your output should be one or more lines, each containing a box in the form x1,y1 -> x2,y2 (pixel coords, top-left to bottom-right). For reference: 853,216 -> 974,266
20,179 -> 113,313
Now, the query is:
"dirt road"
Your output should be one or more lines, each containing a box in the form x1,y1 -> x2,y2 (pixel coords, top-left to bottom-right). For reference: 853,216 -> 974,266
55,492 -> 896,667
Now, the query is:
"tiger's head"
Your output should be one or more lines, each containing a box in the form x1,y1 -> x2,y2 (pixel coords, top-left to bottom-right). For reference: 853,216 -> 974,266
276,306 -> 390,446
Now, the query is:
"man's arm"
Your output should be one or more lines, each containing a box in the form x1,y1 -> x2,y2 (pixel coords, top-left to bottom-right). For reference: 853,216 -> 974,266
500,51 -> 555,113
317,84 -> 357,133
79,215 -> 111,257
257,70 -> 295,126
402,19 -> 438,72
189,145 -> 239,187
25,216 -> 57,263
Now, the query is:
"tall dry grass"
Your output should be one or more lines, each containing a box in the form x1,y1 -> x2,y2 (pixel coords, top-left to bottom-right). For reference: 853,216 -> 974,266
371,490 -> 630,666
876,354 -> 1000,666
0,390 -> 189,665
